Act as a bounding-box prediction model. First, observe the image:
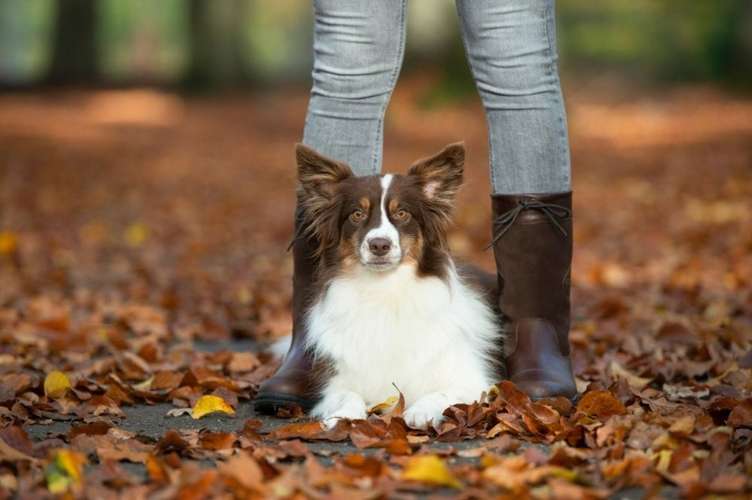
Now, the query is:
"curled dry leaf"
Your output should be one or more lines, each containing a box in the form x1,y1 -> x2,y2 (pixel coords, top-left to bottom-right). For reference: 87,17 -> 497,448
191,395 -> 235,419
576,389 -> 627,420
609,360 -> 652,389
368,395 -> 399,415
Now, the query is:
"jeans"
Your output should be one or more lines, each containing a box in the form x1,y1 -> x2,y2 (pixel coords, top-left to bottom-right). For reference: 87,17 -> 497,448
303,0 -> 571,195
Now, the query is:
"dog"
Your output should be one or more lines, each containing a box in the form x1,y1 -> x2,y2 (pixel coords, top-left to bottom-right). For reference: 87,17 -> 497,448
291,142 -> 503,430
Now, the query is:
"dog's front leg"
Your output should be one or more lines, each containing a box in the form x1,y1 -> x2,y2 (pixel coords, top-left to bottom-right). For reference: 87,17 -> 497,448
312,389 -> 368,429
404,392 -> 455,430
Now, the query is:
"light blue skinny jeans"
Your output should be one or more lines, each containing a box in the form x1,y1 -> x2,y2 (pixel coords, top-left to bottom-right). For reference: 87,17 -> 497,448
302,0 -> 571,195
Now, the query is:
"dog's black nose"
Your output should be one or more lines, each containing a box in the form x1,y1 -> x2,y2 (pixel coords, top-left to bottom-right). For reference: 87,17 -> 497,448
368,238 -> 391,256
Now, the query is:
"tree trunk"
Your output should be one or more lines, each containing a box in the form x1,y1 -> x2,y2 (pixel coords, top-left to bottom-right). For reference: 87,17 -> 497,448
45,0 -> 98,85
183,0 -> 249,90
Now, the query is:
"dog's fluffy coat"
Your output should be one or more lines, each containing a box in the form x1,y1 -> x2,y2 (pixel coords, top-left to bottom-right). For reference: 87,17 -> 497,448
294,143 -> 502,429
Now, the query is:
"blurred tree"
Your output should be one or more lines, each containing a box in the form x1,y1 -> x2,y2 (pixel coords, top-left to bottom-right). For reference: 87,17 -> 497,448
45,0 -> 98,84
733,1 -> 752,83
184,0 -> 250,89
99,0 -> 188,84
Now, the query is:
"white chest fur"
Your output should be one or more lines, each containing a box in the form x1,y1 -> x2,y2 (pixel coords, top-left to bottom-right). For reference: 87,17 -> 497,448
306,261 -> 501,428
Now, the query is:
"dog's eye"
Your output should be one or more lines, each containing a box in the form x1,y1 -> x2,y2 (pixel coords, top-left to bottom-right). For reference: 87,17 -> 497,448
350,209 -> 367,223
393,209 -> 411,222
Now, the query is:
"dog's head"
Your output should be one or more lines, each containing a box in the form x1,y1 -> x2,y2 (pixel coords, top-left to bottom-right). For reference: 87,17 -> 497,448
296,142 -> 464,275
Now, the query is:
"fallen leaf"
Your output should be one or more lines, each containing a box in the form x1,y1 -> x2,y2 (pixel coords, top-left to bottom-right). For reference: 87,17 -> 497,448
369,395 -> 399,415
0,231 -> 18,255
268,421 -> 327,440
46,449 -> 85,494
609,361 -> 651,389
191,395 -> 235,419
0,426 -> 34,457
668,415 -> 695,436
576,389 -> 626,419
145,454 -> 169,484
199,431 -> 236,450
227,352 -> 260,373
44,370 -> 71,399
218,452 -> 265,492
727,399 -> 752,427
0,437 -> 37,463
124,223 -> 148,247
401,454 -> 461,488
166,408 -> 192,418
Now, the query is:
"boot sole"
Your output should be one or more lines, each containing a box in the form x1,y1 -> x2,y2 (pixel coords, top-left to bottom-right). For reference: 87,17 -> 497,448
253,393 -> 316,415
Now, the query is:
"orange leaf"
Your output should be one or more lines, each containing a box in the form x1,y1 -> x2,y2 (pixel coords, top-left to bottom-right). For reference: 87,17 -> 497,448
576,390 -> 626,419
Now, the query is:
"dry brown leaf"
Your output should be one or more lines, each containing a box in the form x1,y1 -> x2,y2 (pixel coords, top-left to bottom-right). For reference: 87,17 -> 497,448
576,390 -> 627,419
218,451 -> 265,492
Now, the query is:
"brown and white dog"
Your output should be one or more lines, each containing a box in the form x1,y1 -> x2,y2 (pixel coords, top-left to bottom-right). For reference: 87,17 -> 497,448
291,142 -> 503,430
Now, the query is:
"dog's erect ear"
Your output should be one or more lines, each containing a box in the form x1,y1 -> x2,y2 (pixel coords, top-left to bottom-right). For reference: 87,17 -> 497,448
296,144 -> 353,199
408,142 -> 465,206
295,144 -> 352,255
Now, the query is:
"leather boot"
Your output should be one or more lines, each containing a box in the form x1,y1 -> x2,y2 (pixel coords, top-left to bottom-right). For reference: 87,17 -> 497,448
491,192 -> 577,399
254,205 -> 321,413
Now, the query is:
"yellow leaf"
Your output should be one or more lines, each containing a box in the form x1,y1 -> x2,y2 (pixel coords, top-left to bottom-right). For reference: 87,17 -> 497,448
368,395 -> 398,414
44,371 -> 71,399
402,455 -> 461,488
46,449 -> 85,494
654,449 -> 673,474
0,231 -> 17,255
539,465 -> 579,482
124,223 -> 148,247
133,376 -> 154,392
191,395 -> 235,419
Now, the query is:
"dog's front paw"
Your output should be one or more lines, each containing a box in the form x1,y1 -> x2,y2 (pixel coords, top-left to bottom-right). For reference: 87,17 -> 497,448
404,394 -> 451,430
314,390 -> 368,430
321,406 -> 367,430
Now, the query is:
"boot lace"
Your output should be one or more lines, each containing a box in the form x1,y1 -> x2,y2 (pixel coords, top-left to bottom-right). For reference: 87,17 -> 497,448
488,198 -> 571,248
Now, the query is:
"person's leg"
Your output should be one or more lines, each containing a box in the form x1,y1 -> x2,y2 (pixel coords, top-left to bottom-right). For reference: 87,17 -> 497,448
255,0 -> 406,413
303,0 -> 408,175
456,0 -> 570,194
456,0 -> 576,399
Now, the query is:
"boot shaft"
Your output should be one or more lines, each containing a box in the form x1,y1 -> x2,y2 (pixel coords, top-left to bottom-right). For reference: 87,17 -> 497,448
491,192 -> 572,354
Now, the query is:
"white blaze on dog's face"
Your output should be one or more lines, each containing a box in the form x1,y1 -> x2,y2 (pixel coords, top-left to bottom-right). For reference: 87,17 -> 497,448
295,142 -> 465,275
354,174 -> 401,270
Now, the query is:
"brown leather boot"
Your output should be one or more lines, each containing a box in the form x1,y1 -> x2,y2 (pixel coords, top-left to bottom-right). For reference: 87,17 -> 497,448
254,206 -> 321,413
491,192 -> 577,400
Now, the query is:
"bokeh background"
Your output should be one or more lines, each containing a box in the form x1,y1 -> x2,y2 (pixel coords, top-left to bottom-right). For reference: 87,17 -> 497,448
1,0 -> 751,345
2,0 -> 752,88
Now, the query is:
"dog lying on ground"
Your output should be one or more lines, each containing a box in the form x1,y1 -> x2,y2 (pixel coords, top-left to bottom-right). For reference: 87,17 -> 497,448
286,142 -> 504,430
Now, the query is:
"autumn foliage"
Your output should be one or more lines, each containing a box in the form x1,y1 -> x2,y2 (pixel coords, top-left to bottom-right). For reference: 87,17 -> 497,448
0,81 -> 750,497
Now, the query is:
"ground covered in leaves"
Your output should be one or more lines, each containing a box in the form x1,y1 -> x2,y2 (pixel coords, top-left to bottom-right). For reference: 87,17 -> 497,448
0,79 -> 751,498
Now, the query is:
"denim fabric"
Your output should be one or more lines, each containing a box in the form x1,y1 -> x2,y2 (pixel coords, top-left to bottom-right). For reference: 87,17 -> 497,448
303,0 -> 571,195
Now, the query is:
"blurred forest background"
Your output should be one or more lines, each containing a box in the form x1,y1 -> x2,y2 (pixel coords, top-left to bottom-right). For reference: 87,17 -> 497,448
1,0 -> 752,90
1,2 -> 752,496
